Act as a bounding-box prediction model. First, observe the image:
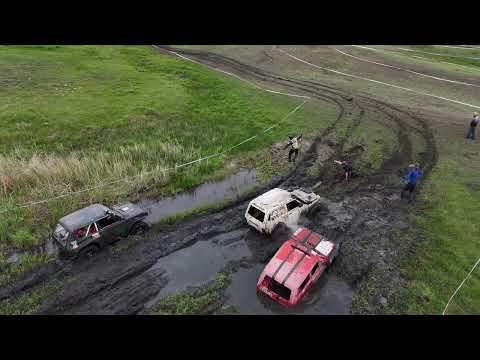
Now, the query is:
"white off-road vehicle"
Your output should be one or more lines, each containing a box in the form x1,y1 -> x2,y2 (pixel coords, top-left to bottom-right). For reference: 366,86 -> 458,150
245,188 -> 320,235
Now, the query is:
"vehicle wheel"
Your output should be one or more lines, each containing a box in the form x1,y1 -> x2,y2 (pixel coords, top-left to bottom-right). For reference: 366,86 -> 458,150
306,203 -> 320,217
307,201 -> 327,218
130,222 -> 149,236
271,222 -> 290,238
328,248 -> 340,268
80,245 -> 99,259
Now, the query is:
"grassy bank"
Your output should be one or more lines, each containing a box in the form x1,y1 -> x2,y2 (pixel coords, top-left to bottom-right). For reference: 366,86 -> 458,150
392,132 -> 480,314
397,45 -> 480,69
0,253 -> 51,288
0,282 -> 60,315
365,45 -> 480,77
0,45 -> 337,255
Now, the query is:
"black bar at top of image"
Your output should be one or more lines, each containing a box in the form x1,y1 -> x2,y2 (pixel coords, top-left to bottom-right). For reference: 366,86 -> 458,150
1,3 -> 478,44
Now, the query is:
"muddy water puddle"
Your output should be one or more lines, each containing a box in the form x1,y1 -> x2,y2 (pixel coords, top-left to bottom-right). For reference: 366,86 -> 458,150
144,229 -> 251,309
143,230 -> 355,314
7,236 -> 58,264
225,265 -> 355,315
138,169 -> 256,224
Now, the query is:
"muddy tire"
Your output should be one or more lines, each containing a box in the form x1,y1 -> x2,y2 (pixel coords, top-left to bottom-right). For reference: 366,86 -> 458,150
130,222 -> 149,236
271,222 -> 290,238
80,245 -> 99,259
327,246 -> 340,271
306,202 -> 323,218
330,250 -> 339,265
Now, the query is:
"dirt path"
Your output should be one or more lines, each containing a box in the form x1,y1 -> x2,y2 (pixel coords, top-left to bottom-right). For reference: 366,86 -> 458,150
0,46 -> 437,314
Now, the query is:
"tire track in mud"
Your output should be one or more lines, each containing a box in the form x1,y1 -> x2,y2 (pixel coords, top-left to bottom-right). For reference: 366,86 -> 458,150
157,47 -> 375,190
364,97 -> 438,177
1,47 -> 437,315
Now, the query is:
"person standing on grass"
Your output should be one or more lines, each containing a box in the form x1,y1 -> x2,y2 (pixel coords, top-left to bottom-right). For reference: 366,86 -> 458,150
284,134 -> 302,163
466,112 -> 479,140
401,163 -> 421,201
334,159 -> 353,182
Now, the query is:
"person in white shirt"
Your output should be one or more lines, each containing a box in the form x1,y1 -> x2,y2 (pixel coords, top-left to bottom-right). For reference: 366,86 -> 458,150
284,134 -> 302,163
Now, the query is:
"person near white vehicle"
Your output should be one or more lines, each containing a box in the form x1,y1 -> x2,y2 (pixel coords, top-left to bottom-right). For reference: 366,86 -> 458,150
284,134 -> 302,163
334,159 -> 353,182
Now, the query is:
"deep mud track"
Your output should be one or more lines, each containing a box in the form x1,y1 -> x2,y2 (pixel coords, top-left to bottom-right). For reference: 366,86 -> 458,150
0,46 -> 438,314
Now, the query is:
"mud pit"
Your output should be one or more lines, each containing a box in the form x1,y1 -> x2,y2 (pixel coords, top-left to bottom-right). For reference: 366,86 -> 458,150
0,46 -> 438,315
144,229 -> 251,309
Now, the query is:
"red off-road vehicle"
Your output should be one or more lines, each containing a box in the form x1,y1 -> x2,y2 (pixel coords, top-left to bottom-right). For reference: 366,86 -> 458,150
256,227 -> 339,307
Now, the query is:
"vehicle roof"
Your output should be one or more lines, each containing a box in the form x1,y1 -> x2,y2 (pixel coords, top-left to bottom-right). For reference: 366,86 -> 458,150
59,203 -> 110,232
263,227 -> 333,291
251,188 -> 292,210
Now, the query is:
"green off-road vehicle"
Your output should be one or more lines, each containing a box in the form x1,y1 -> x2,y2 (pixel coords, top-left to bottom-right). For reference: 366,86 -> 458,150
52,203 -> 149,258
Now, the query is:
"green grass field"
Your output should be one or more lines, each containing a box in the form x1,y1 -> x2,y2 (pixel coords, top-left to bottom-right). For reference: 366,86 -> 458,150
399,45 -> 480,69
373,45 -> 480,76
0,45 -> 337,260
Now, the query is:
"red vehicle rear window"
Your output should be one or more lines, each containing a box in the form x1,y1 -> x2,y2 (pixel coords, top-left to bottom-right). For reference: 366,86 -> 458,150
266,276 -> 291,301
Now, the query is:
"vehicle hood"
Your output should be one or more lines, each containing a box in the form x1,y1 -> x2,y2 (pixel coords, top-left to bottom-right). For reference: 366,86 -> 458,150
291,189 -> 319,204
111,202 -> 148,219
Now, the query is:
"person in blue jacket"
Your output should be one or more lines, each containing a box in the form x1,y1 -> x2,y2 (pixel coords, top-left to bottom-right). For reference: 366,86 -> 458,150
401,163 -> 422,201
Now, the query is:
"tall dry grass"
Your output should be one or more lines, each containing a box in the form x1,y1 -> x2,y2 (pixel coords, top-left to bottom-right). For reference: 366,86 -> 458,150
0,139 -> 199,198
0,138 -> 219,248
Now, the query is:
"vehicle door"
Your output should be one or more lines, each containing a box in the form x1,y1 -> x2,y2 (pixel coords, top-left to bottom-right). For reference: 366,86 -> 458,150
285,199 -> 304,222
95,213 -> 126,244
268,206 -> 287,229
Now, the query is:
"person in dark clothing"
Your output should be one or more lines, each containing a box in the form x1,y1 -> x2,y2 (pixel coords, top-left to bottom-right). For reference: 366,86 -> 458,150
334,159 -> 353,181
284,134 -> 302,163
401,163 -> 422,201
466,112 -> 479,140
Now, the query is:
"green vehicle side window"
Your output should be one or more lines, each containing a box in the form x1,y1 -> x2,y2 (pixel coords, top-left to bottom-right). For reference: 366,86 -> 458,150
96,214 -> 122,230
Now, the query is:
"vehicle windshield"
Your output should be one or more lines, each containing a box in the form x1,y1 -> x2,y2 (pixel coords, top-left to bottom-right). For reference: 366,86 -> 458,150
248,205 -> 265,222
286,200 -> 302,211
54,224 -> 69,243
